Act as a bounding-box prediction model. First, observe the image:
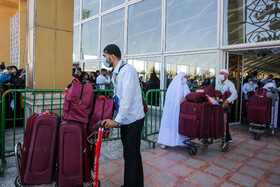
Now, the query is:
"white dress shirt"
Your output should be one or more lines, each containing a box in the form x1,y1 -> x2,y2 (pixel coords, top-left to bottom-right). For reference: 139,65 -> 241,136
96,74 -> 110,89
242,82 -> 258,100
112,60 -> 145,125
216,79 -> 238,104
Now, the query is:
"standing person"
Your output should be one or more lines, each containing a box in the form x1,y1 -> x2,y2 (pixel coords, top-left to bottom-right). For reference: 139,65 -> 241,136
216,69 -> 238,143
83,72 -> 90,83
96,68 -> 111,89
96,70 -> 100,77
242,77 -> 258,100
75,67 -> 83,82
263,82 -> 279,128
89,72 -> 97,83
101,44 -> 144,187
260,75 -> 276,86
157,72 -> 190,148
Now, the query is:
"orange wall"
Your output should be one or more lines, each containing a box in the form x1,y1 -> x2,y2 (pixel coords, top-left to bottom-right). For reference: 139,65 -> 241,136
0,5 -> 18,66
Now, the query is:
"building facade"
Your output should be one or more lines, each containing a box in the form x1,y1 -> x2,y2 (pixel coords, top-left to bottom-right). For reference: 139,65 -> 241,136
73,0 -> 280,89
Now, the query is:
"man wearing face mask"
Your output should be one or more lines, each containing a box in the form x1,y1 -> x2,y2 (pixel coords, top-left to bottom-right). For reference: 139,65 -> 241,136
242,77 -> 258,100
101,44 -> 145,187
96,68 -> 111,89
260,75 -> 276,86
216,69 -> 238,143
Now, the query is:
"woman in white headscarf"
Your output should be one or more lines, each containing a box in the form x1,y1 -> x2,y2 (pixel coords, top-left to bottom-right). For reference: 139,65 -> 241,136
157,72 -> 191,148
263,82 -> 279,128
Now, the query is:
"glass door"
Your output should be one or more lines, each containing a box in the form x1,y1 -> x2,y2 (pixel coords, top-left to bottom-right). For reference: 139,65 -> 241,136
225,52 -> 244,125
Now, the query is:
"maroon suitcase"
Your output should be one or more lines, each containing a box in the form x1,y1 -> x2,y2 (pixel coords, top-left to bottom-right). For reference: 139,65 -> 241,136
247,97 -> 271,124
185,92 -> 206,103
88,96 -> 114,139
20,113 -> 59,184
211,105 -> 224,138
197,85 -> 215,97
179,102 -> 211,138
57,121 -> 91,187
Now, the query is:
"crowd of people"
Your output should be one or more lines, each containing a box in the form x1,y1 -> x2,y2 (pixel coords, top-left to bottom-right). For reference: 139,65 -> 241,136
0,62 -> 26,89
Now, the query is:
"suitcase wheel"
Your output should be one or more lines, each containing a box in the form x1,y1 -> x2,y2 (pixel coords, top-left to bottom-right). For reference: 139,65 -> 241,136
187,144 -> 197,156
253,133 -> 260,140
221,142 -> 229,152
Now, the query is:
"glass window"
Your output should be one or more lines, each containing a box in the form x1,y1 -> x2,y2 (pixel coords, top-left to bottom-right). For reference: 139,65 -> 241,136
82,0 -> 99,20
166,0 -> 218,51
73,26 -> 80,61
102,0 -> 125,12
80,61 -> 99,72
223,0 -> 280,45
101,8 -> 125,56
128,57 -> 161,92
74,0 -> 80,23
128,0 -> 162,54
81,19 -> 99,59
165,53 -> 217,88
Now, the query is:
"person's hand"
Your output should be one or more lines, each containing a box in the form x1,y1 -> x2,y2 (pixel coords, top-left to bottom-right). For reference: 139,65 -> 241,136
180,97 -> 186,104
102,119 -> 119,129
222,100 -> 229,108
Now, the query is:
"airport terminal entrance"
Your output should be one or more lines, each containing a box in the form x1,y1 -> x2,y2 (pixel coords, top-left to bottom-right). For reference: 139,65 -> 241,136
225,47 -> 280,125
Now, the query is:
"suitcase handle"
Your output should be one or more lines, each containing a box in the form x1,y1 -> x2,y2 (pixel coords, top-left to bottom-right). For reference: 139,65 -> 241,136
97,120 -> 121,128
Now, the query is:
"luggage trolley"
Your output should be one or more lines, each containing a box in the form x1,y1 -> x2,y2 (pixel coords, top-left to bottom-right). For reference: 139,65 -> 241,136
249,100 -> 276,140
182,103 -> 230,156
87,120 -> 120,187
14,121 -> 115,187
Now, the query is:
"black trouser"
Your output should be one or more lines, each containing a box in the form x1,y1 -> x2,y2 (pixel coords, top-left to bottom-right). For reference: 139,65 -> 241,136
226,105 -> 233,142
121,118 -> 144,187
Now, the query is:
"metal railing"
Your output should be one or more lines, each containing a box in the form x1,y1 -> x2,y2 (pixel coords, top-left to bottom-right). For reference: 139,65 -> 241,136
0,88 -> 180,175
143,89 -> 167,148
0,88 -> 117,175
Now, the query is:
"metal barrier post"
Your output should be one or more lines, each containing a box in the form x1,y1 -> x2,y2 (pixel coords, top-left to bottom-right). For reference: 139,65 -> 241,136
144,89 -> 167,148
0,96 -> 6,175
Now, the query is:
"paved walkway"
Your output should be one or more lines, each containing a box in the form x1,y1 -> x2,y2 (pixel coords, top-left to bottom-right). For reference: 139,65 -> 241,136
98,126 -> 280,187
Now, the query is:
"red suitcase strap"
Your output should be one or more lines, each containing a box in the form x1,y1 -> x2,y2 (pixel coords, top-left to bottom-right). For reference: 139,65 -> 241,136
179,113 -> 198,120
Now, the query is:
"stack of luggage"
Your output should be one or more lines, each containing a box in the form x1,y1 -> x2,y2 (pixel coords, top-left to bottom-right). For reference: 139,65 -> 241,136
247,87 -> 275,140
179,85 -> 226,155
15,79 -> 114,186
247,88 -> 271,124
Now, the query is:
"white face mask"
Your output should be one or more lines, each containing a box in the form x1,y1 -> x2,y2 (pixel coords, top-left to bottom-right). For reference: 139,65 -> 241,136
219,74 -> 225,81
249,81 -> 253,85
182,78 -> 187,84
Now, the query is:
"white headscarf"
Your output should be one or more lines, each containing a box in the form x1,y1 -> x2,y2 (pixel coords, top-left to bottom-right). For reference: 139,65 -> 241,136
157,72 -> 191,147
263,82 -> 276,89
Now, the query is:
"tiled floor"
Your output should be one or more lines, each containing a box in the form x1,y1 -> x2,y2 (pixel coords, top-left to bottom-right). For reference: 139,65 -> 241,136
98,126 -> 280,187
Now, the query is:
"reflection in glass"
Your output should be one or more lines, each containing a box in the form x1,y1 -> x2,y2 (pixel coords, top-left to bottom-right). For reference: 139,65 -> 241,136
166,0 -> 217,51
128,58 -> 161,106
165,53 -> 217,88
82,0 -> 99,20
81,19 -> 99,59
73,26 -> 80,61
128,58 -> 161,91
128,0 -> 162,54
80,61 -> 99,72
101,9 -> 125,56
102,0 -> 124,12
74,0 -> 80,23
223,0 -> 280,45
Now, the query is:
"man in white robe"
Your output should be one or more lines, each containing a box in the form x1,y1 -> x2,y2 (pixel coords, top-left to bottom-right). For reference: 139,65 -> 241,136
157,72 -> 190,148
263,82 -> 279,128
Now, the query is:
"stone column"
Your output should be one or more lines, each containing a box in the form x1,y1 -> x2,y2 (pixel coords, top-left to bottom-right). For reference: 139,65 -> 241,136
26,0 -> 73,89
